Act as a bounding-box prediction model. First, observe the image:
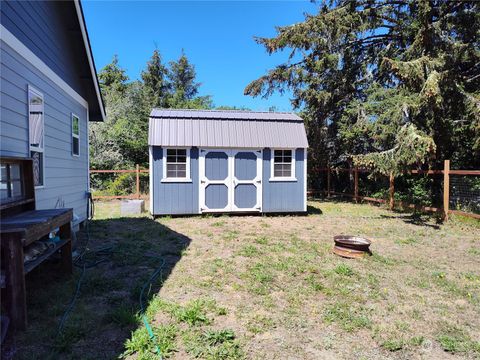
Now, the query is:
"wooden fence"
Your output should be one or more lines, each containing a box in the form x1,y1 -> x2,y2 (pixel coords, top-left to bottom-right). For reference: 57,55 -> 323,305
90,165 -> 149,200
308,160 -> 480,220
90,161 -> 479,220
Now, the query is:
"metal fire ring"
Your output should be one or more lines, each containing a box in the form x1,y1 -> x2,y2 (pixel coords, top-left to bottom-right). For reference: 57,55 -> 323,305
333,235 -> 372,258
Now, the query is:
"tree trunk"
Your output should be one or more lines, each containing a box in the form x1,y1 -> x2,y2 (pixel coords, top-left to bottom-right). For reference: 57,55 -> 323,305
389,173 -> 394,210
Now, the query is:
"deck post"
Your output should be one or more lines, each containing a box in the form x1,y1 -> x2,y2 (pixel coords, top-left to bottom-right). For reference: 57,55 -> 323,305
3,233 -> 27,330
443,159 -> 450,220
389,173 -> 394,210
327,167 -> 331,198
136,164 -> 140,199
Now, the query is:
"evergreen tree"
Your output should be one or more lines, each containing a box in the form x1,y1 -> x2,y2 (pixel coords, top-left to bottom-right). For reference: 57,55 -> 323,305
169,50 -> 200,101
245,0 -> 480,171
168,50 -> 212,109
98,55 -> 128,95
141,49 -> 171,108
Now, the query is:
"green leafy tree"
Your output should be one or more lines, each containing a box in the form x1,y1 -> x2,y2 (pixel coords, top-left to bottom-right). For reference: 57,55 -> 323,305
245,0 -> 480,172
91,50 -> 215,176
91,58 -> 150,170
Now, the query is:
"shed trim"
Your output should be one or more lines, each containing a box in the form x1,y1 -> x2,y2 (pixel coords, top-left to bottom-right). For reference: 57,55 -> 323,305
269,148 -> 297,182
161,147 -> 192,183
304,148 -> 307,212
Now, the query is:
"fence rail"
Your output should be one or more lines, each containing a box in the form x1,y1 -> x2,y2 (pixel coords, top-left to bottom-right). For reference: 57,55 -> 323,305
308,160 -> 480,221
90,161 -> 479,221
90,164 -> 148,200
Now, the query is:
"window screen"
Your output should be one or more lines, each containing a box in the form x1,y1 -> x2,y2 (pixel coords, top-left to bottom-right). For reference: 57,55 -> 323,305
273,150 -> 292,178
166,149 -> 187,178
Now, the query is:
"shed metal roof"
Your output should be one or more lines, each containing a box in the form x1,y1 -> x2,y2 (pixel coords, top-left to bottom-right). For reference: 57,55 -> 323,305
148,109 -> 309,148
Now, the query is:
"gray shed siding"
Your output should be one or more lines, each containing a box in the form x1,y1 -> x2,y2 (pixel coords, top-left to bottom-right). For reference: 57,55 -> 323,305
262,149 -> 305,213
150,146 -> 306,215
151,147 -> 199,215
1,40 -> 89,221
0,0 -> 86,97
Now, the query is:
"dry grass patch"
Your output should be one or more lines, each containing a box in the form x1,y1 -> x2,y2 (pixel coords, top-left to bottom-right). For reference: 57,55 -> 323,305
10,200 -> 480,360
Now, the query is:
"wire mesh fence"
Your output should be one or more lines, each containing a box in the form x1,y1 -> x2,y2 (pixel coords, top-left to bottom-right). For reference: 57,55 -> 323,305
90,166 -> 149,199
450,175 -> 480,214
308,161 -> 480,220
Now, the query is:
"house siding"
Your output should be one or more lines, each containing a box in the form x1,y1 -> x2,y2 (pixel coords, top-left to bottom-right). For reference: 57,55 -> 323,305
0,0 -> 86,97
1,40 -> 89,221
262,148 -> 305,212
151,146 -> 199,215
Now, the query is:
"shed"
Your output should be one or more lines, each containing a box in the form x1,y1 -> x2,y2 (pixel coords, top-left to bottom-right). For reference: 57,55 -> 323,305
148,109 -> 308,215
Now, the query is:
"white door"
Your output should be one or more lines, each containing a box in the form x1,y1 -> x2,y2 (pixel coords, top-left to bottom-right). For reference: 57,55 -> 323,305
199,149 -> 262,212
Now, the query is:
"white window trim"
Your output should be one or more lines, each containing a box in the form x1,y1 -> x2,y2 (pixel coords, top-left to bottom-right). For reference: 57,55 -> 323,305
269,148 -> 296,182
28,85 -> 45,189
161,147 -> 192,183
72,113 -> 80,157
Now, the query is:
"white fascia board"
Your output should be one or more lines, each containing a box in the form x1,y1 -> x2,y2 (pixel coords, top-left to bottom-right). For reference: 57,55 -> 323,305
73,0 -> 106,121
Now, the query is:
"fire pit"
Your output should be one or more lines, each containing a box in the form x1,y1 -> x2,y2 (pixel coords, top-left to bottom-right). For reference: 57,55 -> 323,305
333,235 -> 372,258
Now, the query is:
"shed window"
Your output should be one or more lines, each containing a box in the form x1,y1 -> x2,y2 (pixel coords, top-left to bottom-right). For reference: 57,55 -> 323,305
29,86 -> 44,187
270,149 -> 296,181
72,114 -> 80,156
163,149 -> 191,181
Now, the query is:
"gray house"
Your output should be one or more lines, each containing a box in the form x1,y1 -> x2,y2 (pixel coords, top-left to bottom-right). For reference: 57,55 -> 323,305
0,0 -> 105,222
148,109 -> 308,215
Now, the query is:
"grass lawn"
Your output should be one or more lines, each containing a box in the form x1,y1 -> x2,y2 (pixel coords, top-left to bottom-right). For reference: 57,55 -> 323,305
12,200 -> 480,359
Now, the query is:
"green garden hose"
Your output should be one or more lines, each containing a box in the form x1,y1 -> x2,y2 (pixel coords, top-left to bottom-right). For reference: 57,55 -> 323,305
139,258 -> 166,359
55,194 -> 166,358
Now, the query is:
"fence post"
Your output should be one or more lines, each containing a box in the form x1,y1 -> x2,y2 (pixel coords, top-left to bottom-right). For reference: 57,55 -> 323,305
136,164 -> 140,199
443,159 -> 450,220
389,173 -> 394,210
327,167 -> 331,198
354,167 -> 359,203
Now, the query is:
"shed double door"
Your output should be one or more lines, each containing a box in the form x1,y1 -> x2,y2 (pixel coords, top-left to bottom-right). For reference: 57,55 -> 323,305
199,149 -> 262,212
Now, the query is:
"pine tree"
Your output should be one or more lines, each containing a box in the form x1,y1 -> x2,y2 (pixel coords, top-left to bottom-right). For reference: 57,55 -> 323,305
245,0 -> 480,170
98,55 -> 128,95
169,50 -> 200,101
168,50 -> 212,109
141,49 -> 171,108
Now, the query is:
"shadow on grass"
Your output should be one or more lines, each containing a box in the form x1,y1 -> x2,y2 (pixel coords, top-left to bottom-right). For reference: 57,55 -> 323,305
309,195 -> 444,228
307,205 -> 323,215
379,212 -> 441,229
12,216 -> 190,359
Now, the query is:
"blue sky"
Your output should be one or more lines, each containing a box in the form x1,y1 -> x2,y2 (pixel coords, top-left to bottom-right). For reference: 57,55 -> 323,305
82,1 -> 318,111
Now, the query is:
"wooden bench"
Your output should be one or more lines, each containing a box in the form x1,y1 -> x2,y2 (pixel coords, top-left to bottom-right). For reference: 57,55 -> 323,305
1,208 -> 73,330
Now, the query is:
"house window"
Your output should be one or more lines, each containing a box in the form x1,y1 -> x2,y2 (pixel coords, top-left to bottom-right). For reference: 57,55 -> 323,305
163,148 -> 191,181
29,86 -> 44,187
0,163 -> 23,202
72,114 -> 80,156
271,149 -> 296,180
